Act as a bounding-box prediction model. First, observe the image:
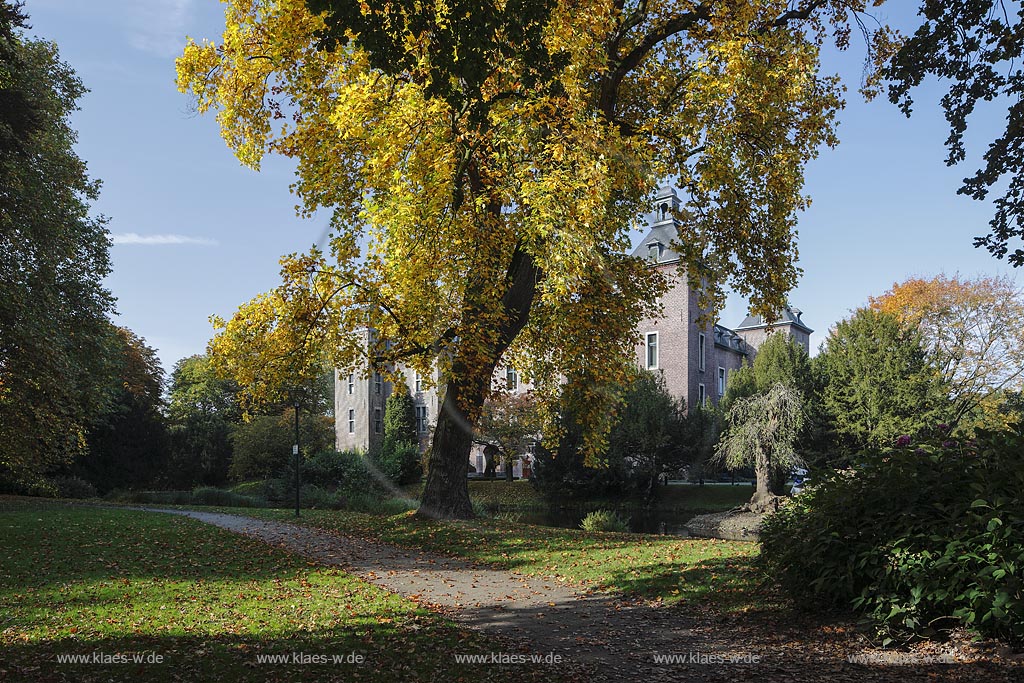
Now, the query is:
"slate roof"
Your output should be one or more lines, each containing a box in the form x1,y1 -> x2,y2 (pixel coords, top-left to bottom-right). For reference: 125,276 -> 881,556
735,306 -> 814,334
630,222 -> 682,265
713,324 -> 748,355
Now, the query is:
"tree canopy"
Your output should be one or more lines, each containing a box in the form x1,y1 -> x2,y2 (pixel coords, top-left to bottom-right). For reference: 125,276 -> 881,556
0,3 -> 117,491
884,1 -> 1024,266
169,354 -> 242,423
870,273 -> 1024,430
723,331 -> 813,409
76,327 -> 168,493
178,0 -> 892,517
606,370 -> 691,499
816,308 -> 948,453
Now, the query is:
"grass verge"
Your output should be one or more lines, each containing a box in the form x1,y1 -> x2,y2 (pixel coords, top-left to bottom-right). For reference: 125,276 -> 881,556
231,506 -> 764,612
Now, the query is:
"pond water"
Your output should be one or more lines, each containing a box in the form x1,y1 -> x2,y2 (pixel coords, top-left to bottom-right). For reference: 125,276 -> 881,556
500,506 -> 722,536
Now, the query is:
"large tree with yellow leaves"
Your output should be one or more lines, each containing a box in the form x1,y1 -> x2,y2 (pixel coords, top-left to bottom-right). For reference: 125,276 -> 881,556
177,0 -> 890,518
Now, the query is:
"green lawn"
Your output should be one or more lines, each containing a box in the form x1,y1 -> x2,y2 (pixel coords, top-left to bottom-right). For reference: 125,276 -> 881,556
0,498 -> 579,683
237,507 -> 764,612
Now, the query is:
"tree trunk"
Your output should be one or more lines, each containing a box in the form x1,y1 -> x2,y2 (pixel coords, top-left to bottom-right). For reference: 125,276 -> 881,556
419,377 -> 486,518
746,450 -> 784,514
418,244 -> 539,519
483,445 -> 498,479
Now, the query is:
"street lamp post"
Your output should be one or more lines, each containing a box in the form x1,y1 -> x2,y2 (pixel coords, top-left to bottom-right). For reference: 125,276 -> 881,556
293,397 -> 301,518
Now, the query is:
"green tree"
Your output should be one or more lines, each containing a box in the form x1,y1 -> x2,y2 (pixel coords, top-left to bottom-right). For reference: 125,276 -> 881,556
816,308 -> 948,455
882,1 -> 1024,266
165,354 -> 241,486
383,389 -> 418,447
476,391 -> 543,483
229,410 -> 333,482
723,332 -> 813,408
178,0 -> 889,518
373,389 -> 422,485
723,331 -> 828,468
715,382 -> 804,513
606,371 -> 689,500
0,7 -> 117,491
76,327 -> 169,493
168,354 -> 241,423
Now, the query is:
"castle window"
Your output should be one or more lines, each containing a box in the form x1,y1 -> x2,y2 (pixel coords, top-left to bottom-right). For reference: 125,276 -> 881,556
506,367 -> 518,391
698,383 -> 706,407
415,406 -> 428,434
718,367 -> 726,395
374,408 -> 382,434
647,242 -> 661,261
374,372 -> 382,395
646,332 -> 659,370
347,409 -> 355,434
347,373 -> 354,395
698,333 -> 706,371
659,202 -> 669,221
414,371 -> 423,393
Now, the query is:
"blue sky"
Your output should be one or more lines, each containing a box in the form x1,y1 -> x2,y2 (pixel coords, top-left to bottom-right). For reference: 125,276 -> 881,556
24,1 -> 1018,371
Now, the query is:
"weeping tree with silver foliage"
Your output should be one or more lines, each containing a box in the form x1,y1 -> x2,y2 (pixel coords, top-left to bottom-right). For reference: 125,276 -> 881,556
715,382 -> 804,514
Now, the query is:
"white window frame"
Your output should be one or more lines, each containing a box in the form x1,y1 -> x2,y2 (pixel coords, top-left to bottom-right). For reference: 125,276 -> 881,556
718,367 -> 726,396
506,367 -> 518,391
645,332 -> 659,370
414,371 -> 423,393
347,373 -> 354,395
698,333 -> 706,371
698,383 -> 706,407
347,409 -> 355,434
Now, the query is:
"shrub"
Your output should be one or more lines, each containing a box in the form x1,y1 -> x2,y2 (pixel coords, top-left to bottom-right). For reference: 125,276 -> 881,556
372,440 -> 422,486
302,449 -> 381,492
229,412 -> 333,481
103,489 -> 193,505
580,509 -> 630,533
191,486 -> 264,508
229,480 -> 267,497
298,484 -> 347,510
760,426 -> 1024,645
52,475 -> 97,499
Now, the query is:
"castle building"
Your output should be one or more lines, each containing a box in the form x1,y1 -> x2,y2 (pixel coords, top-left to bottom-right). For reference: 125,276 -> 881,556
633,186 -> 812,410
335,186 -> 812,457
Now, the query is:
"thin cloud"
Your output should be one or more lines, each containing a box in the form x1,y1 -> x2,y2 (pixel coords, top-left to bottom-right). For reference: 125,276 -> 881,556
112,233 -> 218,247
128,0 -> 193,57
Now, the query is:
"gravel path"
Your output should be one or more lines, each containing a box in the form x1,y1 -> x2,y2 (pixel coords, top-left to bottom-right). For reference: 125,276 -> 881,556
136,507 -> 1021,683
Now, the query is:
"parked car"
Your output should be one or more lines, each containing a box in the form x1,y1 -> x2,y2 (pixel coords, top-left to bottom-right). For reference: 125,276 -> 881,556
790,467 -> 809,495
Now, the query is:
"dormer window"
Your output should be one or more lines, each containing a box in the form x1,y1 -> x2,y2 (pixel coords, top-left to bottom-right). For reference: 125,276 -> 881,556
647,242 -> 662,261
